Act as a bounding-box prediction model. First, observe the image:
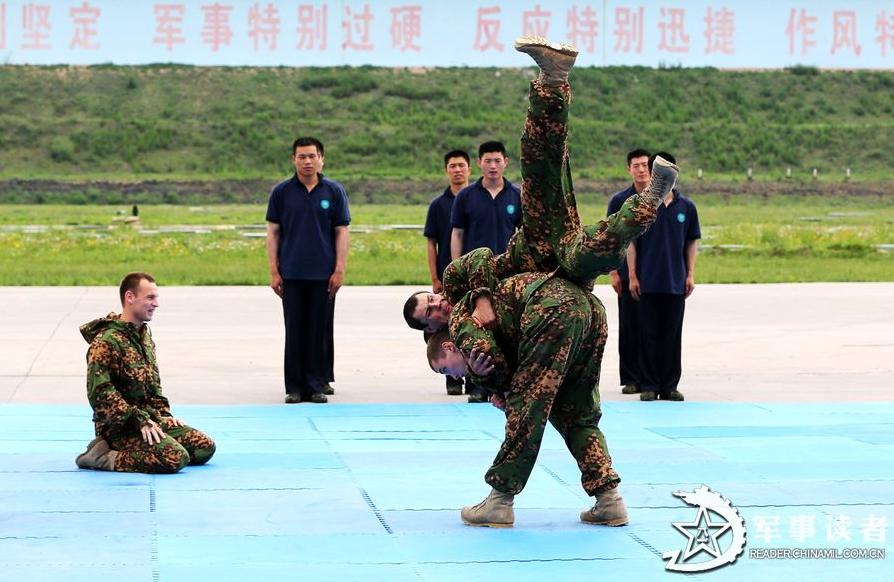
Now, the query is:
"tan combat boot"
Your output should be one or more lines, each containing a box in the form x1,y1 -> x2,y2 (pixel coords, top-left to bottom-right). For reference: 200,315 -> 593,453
580,486 -> 629,526
461,488 -> 515,528
514,36 -> 578,85
75,437 -> 118,471
639,156 -> 679,208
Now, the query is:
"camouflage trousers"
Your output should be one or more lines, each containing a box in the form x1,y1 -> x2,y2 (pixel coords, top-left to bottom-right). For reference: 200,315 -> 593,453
104,420 -> 216,474
485,278 -> 619,496
497,80 -> 657,287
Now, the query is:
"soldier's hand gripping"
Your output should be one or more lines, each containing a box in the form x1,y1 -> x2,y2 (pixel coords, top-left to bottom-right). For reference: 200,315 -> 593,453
467,347 -> 495,377
472,296 -> 497,329
140,419 -> 167,445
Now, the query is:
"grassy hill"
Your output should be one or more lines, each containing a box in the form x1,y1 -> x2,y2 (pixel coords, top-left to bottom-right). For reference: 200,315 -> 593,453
1,64 -> 893,197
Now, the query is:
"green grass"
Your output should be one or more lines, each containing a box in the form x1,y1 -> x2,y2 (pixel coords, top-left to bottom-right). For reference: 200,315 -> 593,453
1,196 -> 892,285
0,203 -> 436,226
2,65 -> 894,183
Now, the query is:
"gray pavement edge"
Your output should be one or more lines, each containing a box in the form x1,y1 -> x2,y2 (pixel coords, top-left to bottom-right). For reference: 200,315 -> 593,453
2,283 -> 892,405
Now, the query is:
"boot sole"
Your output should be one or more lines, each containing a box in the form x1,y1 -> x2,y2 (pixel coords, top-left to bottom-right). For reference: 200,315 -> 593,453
462,519 -> 514,528
514,36 -> 579,57
651,155 -> 679,173
581,517 -> 629,526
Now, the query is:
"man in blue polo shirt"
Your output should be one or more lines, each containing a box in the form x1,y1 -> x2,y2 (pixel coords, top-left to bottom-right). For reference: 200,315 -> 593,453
449,140 -> 521,403
266,136 -> 351,404
606,148 -> 652,396
450,141 -> 521,261
627,152 -> 699,402
424,150 -> 471,396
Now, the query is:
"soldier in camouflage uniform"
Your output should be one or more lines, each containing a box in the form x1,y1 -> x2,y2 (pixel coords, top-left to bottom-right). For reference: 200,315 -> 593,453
75,272 -> 216,473
429,265 -> 621,527
403,39 -> 677,333
409,37 -> 679,527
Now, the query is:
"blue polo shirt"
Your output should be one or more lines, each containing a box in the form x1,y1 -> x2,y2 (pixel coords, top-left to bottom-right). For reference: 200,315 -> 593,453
606,184 -> 638,280
450,177 -> 521,255
423,187 -> 457,280
633,190 -> 700,295
266,173 -> 351,281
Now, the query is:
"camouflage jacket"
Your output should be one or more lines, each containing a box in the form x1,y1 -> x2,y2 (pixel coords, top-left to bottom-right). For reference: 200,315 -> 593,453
440,190 -> 654,392
80,313 -> 172,437
444,249 -> 553,394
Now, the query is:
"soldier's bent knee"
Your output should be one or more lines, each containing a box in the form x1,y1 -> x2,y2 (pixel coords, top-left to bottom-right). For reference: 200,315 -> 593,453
190,442 -> 216,466
156,443 -> 190,473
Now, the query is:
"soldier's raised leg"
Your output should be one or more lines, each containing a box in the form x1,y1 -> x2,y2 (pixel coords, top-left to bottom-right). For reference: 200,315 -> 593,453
514,37 -> 579,274
506,36 -> 679,286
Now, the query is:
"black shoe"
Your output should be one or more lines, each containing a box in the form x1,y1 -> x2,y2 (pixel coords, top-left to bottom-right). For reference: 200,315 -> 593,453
284,393 -> 302,404
621,384 -> 640,395
467,392 -> 488,403
660,390 -> 685,401
310,392 -> 328,404
322,383 -> 335,395
446,377 -> 464,396
639,391 -> 656,401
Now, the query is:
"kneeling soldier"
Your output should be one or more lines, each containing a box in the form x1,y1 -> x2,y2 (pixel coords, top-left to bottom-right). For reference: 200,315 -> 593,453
76,272 -> 216,473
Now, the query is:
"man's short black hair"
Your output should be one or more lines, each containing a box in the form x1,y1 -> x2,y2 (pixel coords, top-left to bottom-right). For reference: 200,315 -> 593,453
119,272 -> 155,305
403,291 -> 427,331
444,150 -> 470,167
478,141 -> 507,158
292,136 -> 324,156
426,329 -> 452,368
626,148 -> 651,166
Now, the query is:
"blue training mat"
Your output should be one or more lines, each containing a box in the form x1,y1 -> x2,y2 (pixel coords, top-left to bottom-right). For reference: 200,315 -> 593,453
0,403 -> 892,581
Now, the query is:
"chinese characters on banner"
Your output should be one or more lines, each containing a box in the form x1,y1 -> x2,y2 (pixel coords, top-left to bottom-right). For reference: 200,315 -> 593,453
154,4 -> 185,51
0,1 -> 893,67
21,3 -> 52,49
297,5 -> 327,50
879,11 -> 894,56
390,5 -> 420,52
247,3 -> 278,51
69,1 -> 100,49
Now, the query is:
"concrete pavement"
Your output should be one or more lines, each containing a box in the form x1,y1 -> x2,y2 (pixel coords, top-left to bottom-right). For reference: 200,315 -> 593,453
2,283 -> 893,405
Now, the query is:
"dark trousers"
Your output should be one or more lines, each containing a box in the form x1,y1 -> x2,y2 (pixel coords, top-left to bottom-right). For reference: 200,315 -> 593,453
282,279 -> 331,398
617,279 -> 640,386
325,294 -> 335,383
637,293 -> 685,395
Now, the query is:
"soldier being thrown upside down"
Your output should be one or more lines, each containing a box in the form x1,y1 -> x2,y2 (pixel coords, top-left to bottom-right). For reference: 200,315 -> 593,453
403,36 -> 678,527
